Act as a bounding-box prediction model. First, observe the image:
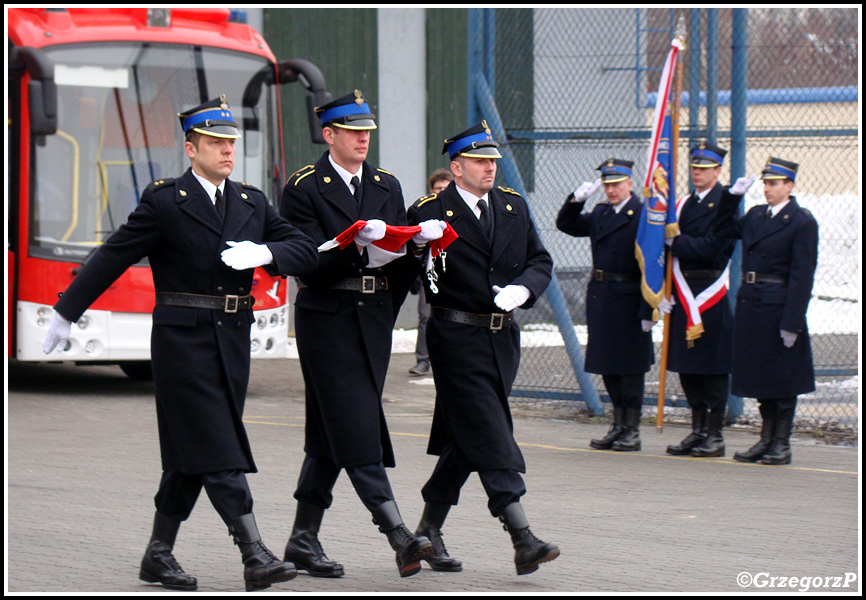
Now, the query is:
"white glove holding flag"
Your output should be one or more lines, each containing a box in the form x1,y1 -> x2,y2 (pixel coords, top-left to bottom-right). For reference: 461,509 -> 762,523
413,219 -> 447,244
221,241 -> 274,270
492,285 -> 531,312
659,296 -> 675,315
781,330 -> 798,348
43,312 -> 72,354
572,178 -> 602,203
730,174 -> 759,196
354,219 -> 387,247
641,320 -> 654,332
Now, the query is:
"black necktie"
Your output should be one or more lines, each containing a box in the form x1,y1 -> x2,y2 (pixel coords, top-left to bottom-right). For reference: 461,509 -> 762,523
350,175 -> 362,205
765,208 -> 772,220
478,198 -> 492,240
215,188 -> 225,222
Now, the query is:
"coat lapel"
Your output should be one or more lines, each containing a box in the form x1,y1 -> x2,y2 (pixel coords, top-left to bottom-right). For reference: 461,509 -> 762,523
174,169 -> 223,236
222,179 -> 256,242
358,163 -> 389,220
596,194 -> 639,241
490,190 -> 521,265
441,186 -> 490,255
316,154 -> 359,223
746,199 -> 796,248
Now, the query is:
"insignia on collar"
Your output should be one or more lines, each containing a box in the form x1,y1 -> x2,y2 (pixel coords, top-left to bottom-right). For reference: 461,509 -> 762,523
323,176 -> 331,184
179,189 -> 187,197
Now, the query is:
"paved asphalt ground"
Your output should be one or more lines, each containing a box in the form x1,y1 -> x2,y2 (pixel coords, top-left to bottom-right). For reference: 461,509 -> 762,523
6,352 -> 861,594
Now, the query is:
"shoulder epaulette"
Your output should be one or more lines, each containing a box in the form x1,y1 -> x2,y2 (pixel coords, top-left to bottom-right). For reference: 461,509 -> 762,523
289,165 -> 315,186
239,181 -> 263,192
413,193 -> 439,208
376,167 -> 396,178
148,178 -> 176,191
498,185 -> 521,197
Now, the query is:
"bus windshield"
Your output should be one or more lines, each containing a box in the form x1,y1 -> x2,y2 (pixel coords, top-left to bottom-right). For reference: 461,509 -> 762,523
29,43 -> 279,263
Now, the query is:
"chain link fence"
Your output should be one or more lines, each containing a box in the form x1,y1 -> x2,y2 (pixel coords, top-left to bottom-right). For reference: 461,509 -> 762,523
477,8 -> 859,432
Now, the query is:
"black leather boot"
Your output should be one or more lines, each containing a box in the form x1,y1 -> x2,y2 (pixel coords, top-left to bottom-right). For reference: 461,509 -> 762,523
612,409 -> 642,452
690,412 -> 726,457
139,512 -> 197,591
733,419 -> 775,463
415,502 -> 462,572
372,501 -> 433,577
590,405 -> 626,449
760,419 -> 793,465
498,503 -> 559,575
229,513 -> 297,592
666,408 -> 708,455
283,503 -> 344,578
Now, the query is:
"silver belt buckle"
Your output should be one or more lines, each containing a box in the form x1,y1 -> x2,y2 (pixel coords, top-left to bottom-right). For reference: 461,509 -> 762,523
362,276 -> 376,293
224,295 -> 239,313
745,272 -> 757,284
490,313 -> 504,331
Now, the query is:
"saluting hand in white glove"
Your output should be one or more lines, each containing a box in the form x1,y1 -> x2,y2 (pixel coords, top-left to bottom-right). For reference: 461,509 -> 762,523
572,178 -> 602,203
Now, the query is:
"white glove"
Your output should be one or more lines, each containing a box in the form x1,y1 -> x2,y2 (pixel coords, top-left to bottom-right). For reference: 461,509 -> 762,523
492,285 -> 531,312
659,296 -> 675,315
355,219 -> 387,247
641,320 -> 654,332
413,219 -> 447,244
730,174 -> 758,196
781,330 -> 798,348
572,178 -> 602,203
221,240 -> 274,270
43,312 -> 72,354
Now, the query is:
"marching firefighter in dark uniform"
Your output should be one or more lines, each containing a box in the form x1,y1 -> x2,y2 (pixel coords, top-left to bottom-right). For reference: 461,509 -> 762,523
42,95 -> 319,591
279,90 -> 433,578
714,157 -> 818,465
407,122 -> 558,576
556,159 -> 654,452
661,143 -> 736,458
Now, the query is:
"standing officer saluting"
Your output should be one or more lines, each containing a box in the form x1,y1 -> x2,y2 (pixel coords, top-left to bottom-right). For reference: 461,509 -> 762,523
556,159 -> 654,452
714,158 -> 818,465
661,143 -> 736,458
279,90 -> 433,578
407,122 -> 558,576
42,95 -> 319,592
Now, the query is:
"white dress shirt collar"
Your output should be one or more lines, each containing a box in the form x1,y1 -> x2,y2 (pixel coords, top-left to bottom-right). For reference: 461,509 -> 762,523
328,154 -> 363,194
190,168 -> 225,206
455,184 -> 490,219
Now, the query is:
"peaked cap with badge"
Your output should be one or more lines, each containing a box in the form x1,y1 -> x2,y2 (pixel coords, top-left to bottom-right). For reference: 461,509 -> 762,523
443,121 -> 502,160
316,90 -> 377,130
690,141 -> 727,168
178,94 -> 241,139
761,156 -> 799,182
596,158 -> 634,183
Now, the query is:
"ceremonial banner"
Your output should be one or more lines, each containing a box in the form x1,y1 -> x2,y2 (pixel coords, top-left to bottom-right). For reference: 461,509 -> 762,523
635,38 -> 683,319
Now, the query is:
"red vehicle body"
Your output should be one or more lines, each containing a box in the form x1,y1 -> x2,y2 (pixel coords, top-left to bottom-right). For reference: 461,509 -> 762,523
8,8 -> 329,378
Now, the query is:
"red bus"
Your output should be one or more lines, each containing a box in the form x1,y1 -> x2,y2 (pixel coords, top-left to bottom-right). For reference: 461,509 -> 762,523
8,7 -> 330,378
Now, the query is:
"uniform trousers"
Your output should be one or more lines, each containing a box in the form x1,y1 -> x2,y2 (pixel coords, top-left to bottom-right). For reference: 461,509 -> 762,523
757,396 -> 798,423
155,469 -> 253,526
421,442 -> 526,517
294,455 -> 395,513
679,373 -> 730,414
602,374 -> 645,411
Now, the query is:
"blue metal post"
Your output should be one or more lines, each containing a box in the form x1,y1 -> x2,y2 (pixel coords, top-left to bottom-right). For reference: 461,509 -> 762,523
728,7 -> 749,419
474,75 -> 602,415
467,8 -> 483,125
706,8 -> 718,144
484,8 -> 496,99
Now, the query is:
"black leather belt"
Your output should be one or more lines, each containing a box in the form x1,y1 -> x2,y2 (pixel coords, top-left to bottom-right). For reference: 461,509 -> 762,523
742,272 -> 788,285
155,292 -> 253,313
591,269 -> 639,283
297,276 -> 388,293
431,306 -> 514,331
682,269 -> 724,279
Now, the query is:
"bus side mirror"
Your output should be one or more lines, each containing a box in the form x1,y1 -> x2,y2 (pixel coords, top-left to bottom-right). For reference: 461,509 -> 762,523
10,47 -> 58,136
276,59 -> 331,145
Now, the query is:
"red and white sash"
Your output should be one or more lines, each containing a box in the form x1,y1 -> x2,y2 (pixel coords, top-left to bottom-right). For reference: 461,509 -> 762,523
671,195 -> 730,342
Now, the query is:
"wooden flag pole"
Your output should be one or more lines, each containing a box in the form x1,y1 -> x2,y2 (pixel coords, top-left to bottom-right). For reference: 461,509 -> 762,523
657,18 -> 687,433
